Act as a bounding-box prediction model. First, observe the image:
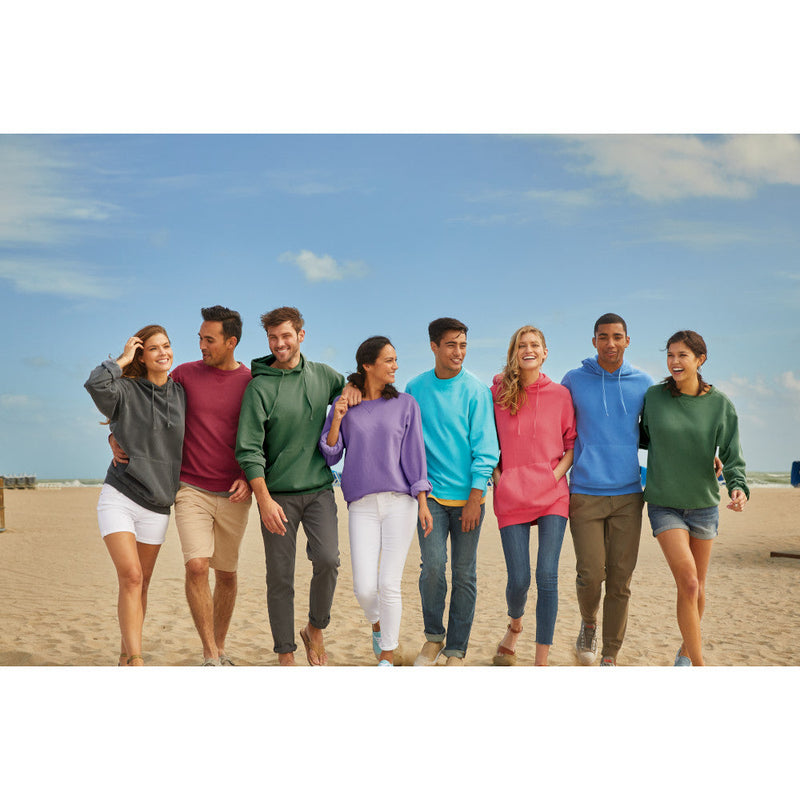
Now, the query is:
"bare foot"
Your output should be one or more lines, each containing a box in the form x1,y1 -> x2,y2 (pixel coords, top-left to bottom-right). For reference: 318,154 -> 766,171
278,652 -> 297,666
300,625 -> 328,666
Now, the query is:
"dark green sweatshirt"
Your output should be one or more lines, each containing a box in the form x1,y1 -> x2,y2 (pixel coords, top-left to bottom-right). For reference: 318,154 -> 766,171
235,354 -> 345,494
641,384 -> 749,509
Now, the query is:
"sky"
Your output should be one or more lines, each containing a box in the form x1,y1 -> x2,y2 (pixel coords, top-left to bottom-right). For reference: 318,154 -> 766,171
1,132 -> 799,477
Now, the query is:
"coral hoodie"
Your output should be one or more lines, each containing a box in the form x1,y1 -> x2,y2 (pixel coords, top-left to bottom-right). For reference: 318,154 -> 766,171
491,373 -> 576,528
561,356 -> 653,496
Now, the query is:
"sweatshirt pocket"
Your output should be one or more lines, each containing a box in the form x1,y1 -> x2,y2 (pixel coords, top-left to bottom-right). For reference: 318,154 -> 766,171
573,444 -> 641,491
493,463 -> 559,517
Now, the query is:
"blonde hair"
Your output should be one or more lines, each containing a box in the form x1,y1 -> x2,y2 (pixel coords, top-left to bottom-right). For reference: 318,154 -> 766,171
495,325 -> 546,415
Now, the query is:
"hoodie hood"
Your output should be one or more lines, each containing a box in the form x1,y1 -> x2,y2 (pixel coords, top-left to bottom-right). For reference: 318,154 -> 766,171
250,353 -> 320,422
578,356 -> 633,417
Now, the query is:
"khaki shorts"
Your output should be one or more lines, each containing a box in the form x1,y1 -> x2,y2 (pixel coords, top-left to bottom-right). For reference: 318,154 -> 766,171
174,484 -> 252,572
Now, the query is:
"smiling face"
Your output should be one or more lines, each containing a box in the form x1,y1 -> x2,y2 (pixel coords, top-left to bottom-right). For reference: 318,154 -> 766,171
667,340 -> 706,392
593,322 -> 630,373
363,344 -> 398,389
267,320 -> 305,369
430,329 -> 467,379
198,320 -> 236,369
140,332 -> 173,381
516,330 -> 547,379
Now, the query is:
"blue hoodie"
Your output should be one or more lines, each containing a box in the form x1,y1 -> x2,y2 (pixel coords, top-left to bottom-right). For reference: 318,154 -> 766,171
561,357 -> 653,496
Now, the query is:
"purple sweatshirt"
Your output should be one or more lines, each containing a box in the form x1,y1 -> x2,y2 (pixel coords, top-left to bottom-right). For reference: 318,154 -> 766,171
319,392 -> 431,505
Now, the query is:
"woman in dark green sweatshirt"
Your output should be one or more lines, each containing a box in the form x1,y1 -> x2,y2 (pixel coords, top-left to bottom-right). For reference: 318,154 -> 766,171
641,330 -> 748,667
85,325 -> 185,665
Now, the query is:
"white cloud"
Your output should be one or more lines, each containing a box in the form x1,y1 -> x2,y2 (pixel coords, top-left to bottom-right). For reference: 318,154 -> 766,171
718,375 -> 774,399
780,371 -> 800,394
0,137 -> 118,245
0,394 -> 38,409
563,134 -> 800,201
0,259 -> 120,299
267,170 -> 356,196
279,249 -> 368,282
641,220 -> 760,249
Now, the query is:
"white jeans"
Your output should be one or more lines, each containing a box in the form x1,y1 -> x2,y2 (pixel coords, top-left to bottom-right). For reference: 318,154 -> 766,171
348,491 -> 418,652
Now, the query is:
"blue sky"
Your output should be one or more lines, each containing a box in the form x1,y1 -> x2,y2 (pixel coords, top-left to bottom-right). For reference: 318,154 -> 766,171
1,133 -> 799,477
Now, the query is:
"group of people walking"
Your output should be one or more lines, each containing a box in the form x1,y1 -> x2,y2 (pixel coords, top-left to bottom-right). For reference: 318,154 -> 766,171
85,306 -> 748,667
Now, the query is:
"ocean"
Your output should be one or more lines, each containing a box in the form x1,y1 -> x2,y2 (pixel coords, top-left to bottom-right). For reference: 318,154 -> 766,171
26,472 -> 795,489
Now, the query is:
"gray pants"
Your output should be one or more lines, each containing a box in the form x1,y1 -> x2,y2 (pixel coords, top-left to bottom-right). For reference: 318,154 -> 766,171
261,488 -> 340,654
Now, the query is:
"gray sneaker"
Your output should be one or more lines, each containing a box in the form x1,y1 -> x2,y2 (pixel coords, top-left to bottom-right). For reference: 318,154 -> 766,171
201,657 -> 219,666
218,654 -> 235,666
575,621 -> 597,665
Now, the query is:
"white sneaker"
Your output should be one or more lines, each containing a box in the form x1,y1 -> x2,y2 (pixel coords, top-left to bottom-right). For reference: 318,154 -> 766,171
575,621 -> 597,665
413,640 -> 445,666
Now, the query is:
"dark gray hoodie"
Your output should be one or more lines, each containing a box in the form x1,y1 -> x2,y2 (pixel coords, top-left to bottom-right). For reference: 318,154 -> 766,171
85,359 -> 185,513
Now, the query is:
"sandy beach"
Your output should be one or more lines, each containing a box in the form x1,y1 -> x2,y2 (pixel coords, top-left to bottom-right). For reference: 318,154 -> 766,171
1,485 -> 798,668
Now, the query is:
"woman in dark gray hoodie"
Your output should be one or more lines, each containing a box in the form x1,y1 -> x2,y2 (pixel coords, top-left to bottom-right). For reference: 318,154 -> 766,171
85,325 -> 185,665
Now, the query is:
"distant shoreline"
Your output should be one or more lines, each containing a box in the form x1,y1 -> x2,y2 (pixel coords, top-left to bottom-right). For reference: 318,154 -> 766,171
25,471 -> 797,490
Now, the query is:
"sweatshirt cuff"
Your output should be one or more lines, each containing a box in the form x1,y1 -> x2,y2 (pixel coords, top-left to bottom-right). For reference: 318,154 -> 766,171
318,434 -> 344,462
243,464 -> 266,482
409,479 -> 432,497
102,358 -> 122,377
471,475 -> 490,493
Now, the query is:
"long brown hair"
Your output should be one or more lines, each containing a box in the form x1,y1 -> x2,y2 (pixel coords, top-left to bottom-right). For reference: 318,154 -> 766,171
662,329 -> 709,397
346,336 -> 399,400
495,325 -> 547,415
120,325 -> 170,380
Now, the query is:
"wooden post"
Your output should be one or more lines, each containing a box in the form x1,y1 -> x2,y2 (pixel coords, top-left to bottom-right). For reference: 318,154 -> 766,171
0,476 -> 5,532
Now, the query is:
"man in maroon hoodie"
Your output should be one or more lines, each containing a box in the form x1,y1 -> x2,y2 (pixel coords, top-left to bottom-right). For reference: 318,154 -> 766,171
111,306 -> 252,666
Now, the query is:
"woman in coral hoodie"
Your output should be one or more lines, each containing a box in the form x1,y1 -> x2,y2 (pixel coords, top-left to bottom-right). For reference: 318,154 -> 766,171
491,326 -> 576,666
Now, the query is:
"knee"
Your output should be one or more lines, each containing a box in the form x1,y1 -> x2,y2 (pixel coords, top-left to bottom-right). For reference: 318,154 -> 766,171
120,564 -> 143,591
576,560 -> 605,589
676,572 -> 700,600
185,558 -> 210,581
214,569 -> 236,588
535,567 -> 558,594
314,550 -> 340,575
353,582 -> 378,608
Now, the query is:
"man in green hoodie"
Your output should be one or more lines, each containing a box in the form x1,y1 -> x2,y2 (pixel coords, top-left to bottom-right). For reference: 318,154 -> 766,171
236,306 -> 345,666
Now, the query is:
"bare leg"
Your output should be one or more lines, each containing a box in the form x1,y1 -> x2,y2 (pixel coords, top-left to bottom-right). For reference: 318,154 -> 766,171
657,529 -> 712,666
185,557 -> 217,660
534,643 -> 550,666
498,616 -> 523,652
213,569 -> 237,656
104,532 -> 144,665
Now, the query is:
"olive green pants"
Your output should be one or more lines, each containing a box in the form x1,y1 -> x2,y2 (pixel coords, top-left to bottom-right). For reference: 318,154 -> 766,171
569,492 -> 644,659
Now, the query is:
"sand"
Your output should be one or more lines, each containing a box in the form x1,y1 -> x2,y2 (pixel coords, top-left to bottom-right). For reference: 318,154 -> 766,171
1,485 -> 798,667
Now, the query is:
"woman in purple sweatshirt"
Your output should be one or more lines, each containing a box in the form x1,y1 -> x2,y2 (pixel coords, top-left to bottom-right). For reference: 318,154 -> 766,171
320,336 -> 432,666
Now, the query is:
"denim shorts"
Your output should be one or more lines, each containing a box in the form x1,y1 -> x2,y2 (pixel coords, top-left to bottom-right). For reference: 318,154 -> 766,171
647,504 -> 719,540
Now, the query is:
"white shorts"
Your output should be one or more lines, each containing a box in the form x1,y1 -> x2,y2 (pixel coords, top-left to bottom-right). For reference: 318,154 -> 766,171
97,483 -> 170,545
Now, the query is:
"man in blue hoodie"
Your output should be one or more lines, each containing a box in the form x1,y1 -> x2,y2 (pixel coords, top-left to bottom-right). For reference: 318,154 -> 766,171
561,313 -> 653,666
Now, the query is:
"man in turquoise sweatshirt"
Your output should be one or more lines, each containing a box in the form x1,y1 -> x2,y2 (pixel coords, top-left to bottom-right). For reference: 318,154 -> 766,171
561,313 -> 653,667
406,317 -> 499,665
236,306 -> 345,666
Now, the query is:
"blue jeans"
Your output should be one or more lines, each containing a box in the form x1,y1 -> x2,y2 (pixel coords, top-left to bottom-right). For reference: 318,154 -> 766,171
417,498 -> 485,658
499,515 -> 567,646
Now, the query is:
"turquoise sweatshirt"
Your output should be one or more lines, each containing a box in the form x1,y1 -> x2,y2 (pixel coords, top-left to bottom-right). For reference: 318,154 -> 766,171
641,384 -> 749,509
405,368 -> 499,502
236,354 -> 345,495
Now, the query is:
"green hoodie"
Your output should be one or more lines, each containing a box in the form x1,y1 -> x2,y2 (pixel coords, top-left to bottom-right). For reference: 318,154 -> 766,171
236,353 -> 345,494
